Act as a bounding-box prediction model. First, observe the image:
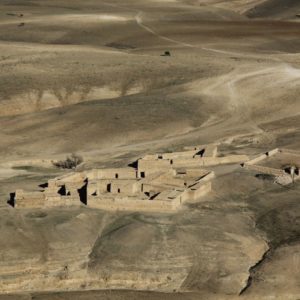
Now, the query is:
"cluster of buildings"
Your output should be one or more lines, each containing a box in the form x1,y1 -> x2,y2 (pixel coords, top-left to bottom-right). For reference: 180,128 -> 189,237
12,145 -> 248,212
11,145 -> 299,212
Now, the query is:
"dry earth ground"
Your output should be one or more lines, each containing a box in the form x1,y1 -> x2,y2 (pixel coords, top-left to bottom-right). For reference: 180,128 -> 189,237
0,0 -> 300,299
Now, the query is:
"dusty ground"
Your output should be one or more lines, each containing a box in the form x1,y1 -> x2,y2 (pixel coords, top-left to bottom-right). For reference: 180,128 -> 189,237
0,0 -> 300,299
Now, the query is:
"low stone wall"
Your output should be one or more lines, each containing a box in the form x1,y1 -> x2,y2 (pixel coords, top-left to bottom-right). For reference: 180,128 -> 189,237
159,150 -> 199,160
88,197 -> 176,212
193,181 -> 212,200
15,196 -> 45,208
179,181 -> 212,203
245,148 -> 280,165
268,148 -> 280,156
183,144 -> 218,157
243,164 -> 285,176
45,195 -> 81,207
90,179 -> 140,195
245,154 -> 268,165
173,155 -> 248,168
200,171 -> 215,182
15,189 -> 81,208
207,155 -> 249,165
182,169 -> 209,178
15,190 -> 45,208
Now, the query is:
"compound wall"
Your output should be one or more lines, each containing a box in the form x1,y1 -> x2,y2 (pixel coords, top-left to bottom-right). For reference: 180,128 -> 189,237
243,164 -> 285,176
179,181 -> 212,203
86,168 -> 137,180
88,197 -> 176,212
172,155 -> 248,168
88,179 -> 141,195
137,159 -> 172,177
15,191 -> 45,208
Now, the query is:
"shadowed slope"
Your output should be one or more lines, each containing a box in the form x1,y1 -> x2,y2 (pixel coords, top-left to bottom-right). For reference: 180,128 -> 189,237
245,0 -> 300,19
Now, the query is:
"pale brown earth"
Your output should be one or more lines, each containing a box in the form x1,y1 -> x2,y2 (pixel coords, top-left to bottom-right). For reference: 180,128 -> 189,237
0,0 -> 300,299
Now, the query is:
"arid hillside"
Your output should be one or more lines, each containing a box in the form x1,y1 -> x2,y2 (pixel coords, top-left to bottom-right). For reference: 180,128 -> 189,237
0,0 -> 299,299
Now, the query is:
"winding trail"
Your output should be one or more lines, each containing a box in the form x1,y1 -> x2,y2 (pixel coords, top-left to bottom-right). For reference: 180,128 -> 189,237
135,12 -> 195,48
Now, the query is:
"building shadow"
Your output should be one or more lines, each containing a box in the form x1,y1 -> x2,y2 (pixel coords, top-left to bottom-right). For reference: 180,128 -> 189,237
78,179 -> 88,205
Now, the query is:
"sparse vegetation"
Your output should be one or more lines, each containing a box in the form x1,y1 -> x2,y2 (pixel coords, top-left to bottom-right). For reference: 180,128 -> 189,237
52,153 -> 83,169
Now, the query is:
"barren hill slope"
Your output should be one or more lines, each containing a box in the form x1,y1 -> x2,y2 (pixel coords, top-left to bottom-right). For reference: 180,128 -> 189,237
245,0 -> 300,19
0,1 -> 300,299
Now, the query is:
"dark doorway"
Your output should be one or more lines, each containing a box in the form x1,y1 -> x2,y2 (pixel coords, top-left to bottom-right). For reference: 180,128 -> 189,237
118,188 -> 121,193
140,172 -> 145,178
107,183 -> 111,192
115,173 -> 119,179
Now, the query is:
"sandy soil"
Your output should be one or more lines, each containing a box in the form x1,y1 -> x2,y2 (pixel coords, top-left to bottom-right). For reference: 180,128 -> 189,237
0,0 -> 300,299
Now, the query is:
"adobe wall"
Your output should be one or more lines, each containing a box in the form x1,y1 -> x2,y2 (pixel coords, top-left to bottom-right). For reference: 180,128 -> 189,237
179,181 -> 212,203
243,164 -> 285,176
245,154 -> 267,166
15,188 -> 81,208
141,154 -> 160,160
268,148 -> 280,156
86,168 -> 137,180
158,150 -> 199,160
91,179 -> 141,195
172,155 -> 248,168
15,196 -> 45,208
142,183 -> 169,194
213,155 -> 249,164
88,197 -> 176,212
183,144 -> 218,157
45,195 -> 81,207
192,181 -> 212,200
181,169 -> 209,178
154,189 -> 182,201
245,148 -> 280,166
87,181 -> 97,196
64,182 -> 83,195
15,190 -> 45,208
199,171 -> 215,182
137,159 -> 172,177
44,195 -> 63,207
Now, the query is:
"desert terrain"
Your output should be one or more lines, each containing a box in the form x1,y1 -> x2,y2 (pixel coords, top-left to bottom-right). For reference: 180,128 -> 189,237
0,0 -> 300,299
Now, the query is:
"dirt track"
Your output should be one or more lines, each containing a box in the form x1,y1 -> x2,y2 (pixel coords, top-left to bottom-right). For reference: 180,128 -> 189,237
0,0 -> 300,299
